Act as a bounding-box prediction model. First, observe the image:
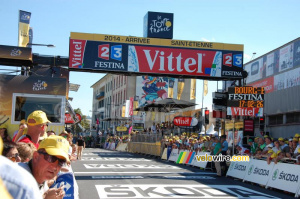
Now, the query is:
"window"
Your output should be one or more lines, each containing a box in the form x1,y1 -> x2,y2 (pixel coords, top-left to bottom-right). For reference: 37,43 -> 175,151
12,93 -> 65,125
269,114 -> 283,125
286,112 -> 300,123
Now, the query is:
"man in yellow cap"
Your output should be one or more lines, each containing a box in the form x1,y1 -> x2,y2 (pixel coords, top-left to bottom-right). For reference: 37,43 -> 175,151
15,110 -> 50,149
0,137 -> 42,199
18,135 -> 69,198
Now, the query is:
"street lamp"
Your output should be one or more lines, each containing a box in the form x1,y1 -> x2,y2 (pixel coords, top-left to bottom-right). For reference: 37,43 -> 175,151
26,43 -> 55,48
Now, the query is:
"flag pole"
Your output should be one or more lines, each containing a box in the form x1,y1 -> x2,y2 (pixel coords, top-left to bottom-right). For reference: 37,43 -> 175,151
202,80 -> 205,135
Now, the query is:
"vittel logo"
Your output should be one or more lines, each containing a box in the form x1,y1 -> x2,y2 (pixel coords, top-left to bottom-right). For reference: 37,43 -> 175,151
143,50 -> 204,74
71,40 -> 84,68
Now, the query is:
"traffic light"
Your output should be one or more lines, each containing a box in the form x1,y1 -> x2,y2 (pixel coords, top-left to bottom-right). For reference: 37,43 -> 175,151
259,117 -> 265,131
205,110 -> 209,124
215,119 -> 221,131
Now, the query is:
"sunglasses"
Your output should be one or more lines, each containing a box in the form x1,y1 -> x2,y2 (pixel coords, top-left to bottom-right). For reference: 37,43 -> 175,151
38,151 -> 66,167
8,153 -> 19,162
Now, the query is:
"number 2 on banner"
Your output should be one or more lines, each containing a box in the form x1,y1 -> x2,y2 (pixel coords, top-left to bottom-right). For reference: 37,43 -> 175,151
98,44 -> 109,60
223,53 -> 232,67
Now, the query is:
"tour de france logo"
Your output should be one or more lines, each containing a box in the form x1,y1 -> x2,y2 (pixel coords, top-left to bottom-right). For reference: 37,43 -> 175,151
149,15 -> 172,34
272,169 -> 279,181
248,165 -> 254,175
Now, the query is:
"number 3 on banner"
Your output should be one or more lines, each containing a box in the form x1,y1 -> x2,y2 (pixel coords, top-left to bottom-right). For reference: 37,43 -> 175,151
233,54 -> 242,67
111,45 -> 122,61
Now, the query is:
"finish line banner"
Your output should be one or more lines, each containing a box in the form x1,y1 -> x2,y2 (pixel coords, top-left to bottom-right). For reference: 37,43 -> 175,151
69,32 -> 244,79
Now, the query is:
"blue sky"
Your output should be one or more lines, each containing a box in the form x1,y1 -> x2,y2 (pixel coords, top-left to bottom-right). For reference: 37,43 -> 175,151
1,0 -> 299,116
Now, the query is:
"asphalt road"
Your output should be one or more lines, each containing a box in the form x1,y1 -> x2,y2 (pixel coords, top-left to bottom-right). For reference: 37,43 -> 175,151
71,148 -> 293,199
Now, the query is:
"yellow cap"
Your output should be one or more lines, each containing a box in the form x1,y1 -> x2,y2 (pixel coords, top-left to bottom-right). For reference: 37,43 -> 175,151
27,110 -> 51,126
255,137 -> 260,140
293,138 -> 299,142
264,135 -> 269,138
278,137 -> 284,141
38,135 -> 70,162
295,133 -> 300,138
298,148 -> 300,153
20,119 -> 26,124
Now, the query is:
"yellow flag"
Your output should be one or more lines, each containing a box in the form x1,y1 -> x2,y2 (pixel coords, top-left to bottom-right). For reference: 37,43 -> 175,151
190,79 -> 196,99
122,105 -> 126,117
151,112 -> 156,121
177,79 -> 185,100
204,80 -> 208,96
18,10 -> 31,47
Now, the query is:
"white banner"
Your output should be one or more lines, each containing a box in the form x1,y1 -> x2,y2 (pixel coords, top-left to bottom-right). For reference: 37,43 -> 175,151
125,100 -> 130,117
226,161 -> 250,180
168,149 -> 179,162
161,148 -> 167,160
243,159 -> 274,186
192,152 -> 211,168
266,162 -> 300,194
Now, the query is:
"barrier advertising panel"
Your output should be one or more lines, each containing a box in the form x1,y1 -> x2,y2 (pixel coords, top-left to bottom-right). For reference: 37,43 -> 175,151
192,152 -> 211,168
226,161 -> 250,180
243,159 -> 274,186
69,32 -> 244,80
168,149 -> 179,162
266,162 -> 300,194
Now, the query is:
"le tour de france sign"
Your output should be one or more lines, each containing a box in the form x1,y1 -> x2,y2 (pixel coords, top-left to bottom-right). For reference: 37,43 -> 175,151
69,32 -> 245,80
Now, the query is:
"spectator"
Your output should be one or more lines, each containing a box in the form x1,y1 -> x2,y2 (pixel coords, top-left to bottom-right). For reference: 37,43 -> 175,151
14,110 -> 50,149
0,137 -> 42,199
248,139 -> 257,156
3,141 -> 21,162
47,131 -> 55,137
16,142 -> 36,162
236,145 -> 250,156
272,140 -> 281,153
18,135 -> 69,198
12,120 -> 27,139
76,136 -> 85,160
213,137 -> 222,177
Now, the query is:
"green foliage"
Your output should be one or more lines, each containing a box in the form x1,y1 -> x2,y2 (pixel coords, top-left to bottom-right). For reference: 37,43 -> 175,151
73,108 -> 90,134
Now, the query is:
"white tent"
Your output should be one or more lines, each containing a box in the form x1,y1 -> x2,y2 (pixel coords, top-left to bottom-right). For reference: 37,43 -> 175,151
199,124 -> 218,135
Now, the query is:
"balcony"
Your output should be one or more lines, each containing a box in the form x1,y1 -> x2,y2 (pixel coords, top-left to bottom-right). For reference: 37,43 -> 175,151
96,91 -> 105,100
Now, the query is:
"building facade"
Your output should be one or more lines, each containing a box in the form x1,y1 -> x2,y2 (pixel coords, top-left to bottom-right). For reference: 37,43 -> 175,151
244,37 -> 300,138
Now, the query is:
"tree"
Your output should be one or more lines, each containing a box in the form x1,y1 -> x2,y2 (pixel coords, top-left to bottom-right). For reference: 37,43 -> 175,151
73,108 -> 90,135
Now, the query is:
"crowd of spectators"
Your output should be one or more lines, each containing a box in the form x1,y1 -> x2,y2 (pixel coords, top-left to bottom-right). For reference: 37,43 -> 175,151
0,110 -> 81,199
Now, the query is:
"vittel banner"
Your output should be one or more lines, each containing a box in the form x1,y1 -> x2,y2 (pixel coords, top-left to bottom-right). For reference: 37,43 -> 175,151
69,33 -> 244,80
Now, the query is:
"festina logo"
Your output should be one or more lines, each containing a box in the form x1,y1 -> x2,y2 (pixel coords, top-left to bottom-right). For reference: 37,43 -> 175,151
143,50 -> 204,74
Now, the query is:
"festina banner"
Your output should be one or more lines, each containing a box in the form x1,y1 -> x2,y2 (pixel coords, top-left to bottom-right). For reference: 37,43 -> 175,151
69,32 -> 244,79
227,107 -> 263,117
